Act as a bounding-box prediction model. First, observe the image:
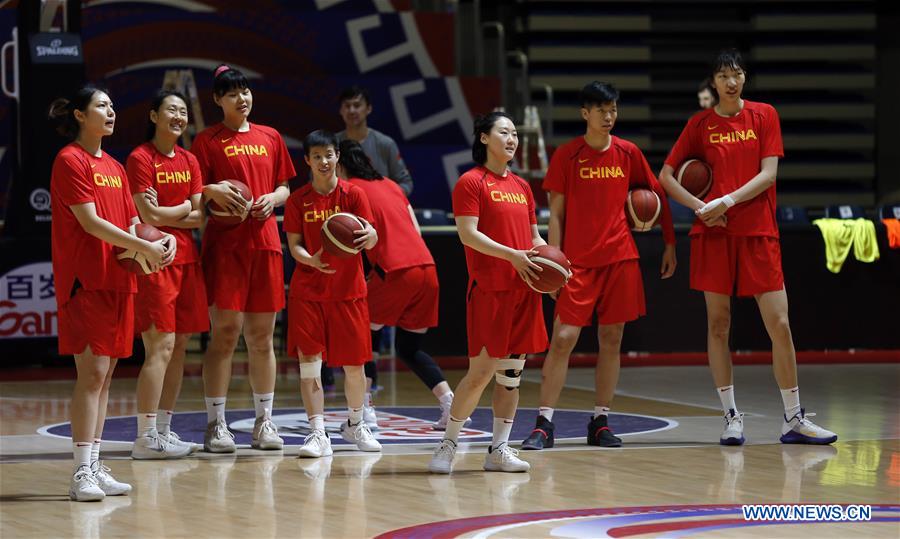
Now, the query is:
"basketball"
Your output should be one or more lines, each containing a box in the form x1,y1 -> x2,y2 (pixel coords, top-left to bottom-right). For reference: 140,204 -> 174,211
676,159 -> 713,199
206,179 -> 253,225
321,212 -> 365,258
625,188 -> 661,232
116,223 -> 165,275
527,244 -> 572,294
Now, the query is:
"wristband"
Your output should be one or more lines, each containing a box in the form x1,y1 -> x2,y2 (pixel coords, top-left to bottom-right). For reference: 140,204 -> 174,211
722,194 -> 736,208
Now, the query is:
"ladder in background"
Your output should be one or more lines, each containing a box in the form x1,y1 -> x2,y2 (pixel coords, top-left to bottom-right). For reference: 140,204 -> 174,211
162,69 -> 204,150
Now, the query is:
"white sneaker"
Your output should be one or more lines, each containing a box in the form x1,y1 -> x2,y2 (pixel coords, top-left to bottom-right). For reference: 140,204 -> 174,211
252,414 -> 284,450
433,400 -> 473,431
428,439 -> 457,474
160,430 -> 200,453
91,461 -> 132,495
297,430 -> 333,458
780,408 -> 838,445
720,409 -> 745,446
363,405 -> 379,431
132,431 -> 193,460
340,421 -> 382,452
204,419 -> 235,453
69,465 -> 105,502
483,443 -> 530,473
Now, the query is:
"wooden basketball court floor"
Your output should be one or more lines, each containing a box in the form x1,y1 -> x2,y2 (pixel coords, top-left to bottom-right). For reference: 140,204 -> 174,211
1,358 -> 898,538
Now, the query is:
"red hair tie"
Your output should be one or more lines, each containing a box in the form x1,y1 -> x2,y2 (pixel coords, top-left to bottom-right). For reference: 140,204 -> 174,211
214,65 -> 231,77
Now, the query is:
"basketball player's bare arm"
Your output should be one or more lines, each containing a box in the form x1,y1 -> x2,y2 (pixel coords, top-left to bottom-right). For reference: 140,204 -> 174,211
251,183 -> 289,220
169,193 -> 204,229
696,157 -> 778,225
531,224 -> 547,248
70,202 -> 173,267
286,231 -> 335,274
456,215 -> 542,284
547,192 -> 565,247
132,190 -> 192,227
353,217 -> 378,250
659,164 -> 704,210
202,182 -> 247,214
659,165 -> 726,228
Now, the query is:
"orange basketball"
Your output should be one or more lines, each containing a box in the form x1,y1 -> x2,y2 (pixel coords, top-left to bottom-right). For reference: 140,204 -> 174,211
625,189 -> 661,232
527,245 -> 571,294
321,212 -> 365,258
676,159 -> 713,199
116,223 -> 165,275
206,179 -> 253,225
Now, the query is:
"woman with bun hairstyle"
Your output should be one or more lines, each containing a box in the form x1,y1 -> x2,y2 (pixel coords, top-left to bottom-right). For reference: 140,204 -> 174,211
49,85 -> 175,500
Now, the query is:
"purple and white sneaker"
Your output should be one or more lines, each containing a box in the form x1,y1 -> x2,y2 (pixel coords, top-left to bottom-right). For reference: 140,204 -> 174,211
780,408 -> 837,445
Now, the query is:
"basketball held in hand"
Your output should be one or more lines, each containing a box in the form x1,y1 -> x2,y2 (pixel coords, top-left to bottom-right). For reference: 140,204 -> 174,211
116,223 -> 165,275
321,212 -> 365,258
625,189 -> 661,232
527,245 -> 572,294
207,179 -> 253,225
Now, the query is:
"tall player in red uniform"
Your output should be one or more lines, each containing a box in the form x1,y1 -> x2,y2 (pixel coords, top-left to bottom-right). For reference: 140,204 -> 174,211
521,81 -> 677,450
49,86 -> 175,500
429,112 -> 549,474
659,49 -> 837,445
127,90 -> 208,459
337,140 -> 458,428
284,130 -> 381,457
191,65 -> 296,453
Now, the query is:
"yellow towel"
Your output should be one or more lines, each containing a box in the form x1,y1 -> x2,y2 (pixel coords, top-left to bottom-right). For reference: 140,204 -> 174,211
812,218 -> 880,273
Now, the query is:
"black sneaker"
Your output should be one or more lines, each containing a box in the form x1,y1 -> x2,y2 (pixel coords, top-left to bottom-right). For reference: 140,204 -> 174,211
521,416 -> 555,450
587,414 -> 622,447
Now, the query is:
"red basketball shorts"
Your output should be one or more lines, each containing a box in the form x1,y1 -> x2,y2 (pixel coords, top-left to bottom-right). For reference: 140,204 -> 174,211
135,262 -> 209,334
690,234 -> 784,297
555,259 -> 645,326
58,289 -> 135,358
287,296 -> 371,366
466,283 -> 548,358
367,264 -> 439,330
203,248 -> 284,313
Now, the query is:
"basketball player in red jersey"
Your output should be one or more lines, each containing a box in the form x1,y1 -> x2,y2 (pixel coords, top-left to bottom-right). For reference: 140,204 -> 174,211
191,65 -> 296,453
127,90 -> 208,459
284,130 -> 381,457
49,86 -> 175,500
521,81 -> 677,450
429,112 -> 549,474
659,49 -> 836,445
337,140 -> 459,429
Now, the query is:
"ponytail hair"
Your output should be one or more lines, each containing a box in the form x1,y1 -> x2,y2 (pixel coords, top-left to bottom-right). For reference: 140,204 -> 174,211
471,111 -> 514,165
48,85 -> 106,140
337,140 -> 381,180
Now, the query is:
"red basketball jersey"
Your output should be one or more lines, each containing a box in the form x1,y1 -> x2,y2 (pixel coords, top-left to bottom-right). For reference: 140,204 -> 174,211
283,179 -> 373,301
452,166 -> 537,291
664,100 -> 784,237
126,142 -> 202,265
543,136 -> 675,268
348,176 -> 434,272
192,122 -> 296,252
51,143 -> 138,306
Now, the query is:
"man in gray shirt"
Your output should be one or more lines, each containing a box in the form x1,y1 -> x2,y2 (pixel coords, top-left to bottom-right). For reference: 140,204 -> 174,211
336,85 -> 414,196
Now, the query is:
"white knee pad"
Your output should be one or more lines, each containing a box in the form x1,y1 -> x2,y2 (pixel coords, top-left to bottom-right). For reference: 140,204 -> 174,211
495,356 -> 526,389
299,359 -> 323,379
